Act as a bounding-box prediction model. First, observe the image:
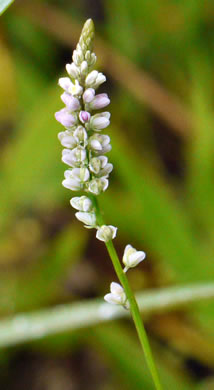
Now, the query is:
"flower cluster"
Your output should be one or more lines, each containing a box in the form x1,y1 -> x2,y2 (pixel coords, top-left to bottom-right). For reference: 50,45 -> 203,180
55,19 -> 116,240
55,19 -> 147,310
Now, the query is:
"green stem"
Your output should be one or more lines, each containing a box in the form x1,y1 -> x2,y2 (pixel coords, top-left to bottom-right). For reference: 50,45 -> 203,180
92,195 -> 163,390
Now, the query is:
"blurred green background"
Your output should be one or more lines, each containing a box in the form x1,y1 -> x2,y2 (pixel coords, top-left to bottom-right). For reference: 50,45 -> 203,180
1,0 -> 214,388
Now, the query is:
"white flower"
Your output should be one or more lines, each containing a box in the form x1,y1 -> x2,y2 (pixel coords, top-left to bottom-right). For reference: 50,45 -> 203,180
62,170 -> 82,191
75,211 -> 97,227
58,131 -> 77,148
62,147 -> 87,167
83,88 -> 95,103
62,168 -> 89,191
66,63 -> 80,78
88,177 -> 109,195
59,77 -> 83,97
89,156 -> 113,177
90,112 -> 110,131
68,80 -> 83,97
70,196 -> 93,212
104,282 -> 129,309
122,244 -> 146,273
71,167 -> 90,182
89,134 -> 111,154
58,77 -> 73,91
96,225 -> 117,242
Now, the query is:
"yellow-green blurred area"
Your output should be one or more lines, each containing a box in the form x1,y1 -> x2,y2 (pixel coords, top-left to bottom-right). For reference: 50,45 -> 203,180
1,0 -> 214,388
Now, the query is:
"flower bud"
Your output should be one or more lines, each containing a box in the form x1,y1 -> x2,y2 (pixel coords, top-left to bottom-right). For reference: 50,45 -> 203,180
89,53 -> 96,67
66,63 -> 80,78
85,71 -> 106,89
72,49 -> 84,65
79,111 -> 91,123
75,211 -> 96,227
96,225 -> 117,242
85,70 -> 98,87
80,60 -> 88,76
122,244 -> 146,273
83,88 -> 95,103
58,131 -> 77,148
93,73 -> 106,89
89,93 -> 110,110
90,112 -> 110,131
60,93 -> 80,111
55,109 -> 76,128
68,80 -> 83,97
70,196 -> 93,212
62,178 -> 82,191
88,177 -> 109,194
104,282 -> 129,308
85,51 -> 96,66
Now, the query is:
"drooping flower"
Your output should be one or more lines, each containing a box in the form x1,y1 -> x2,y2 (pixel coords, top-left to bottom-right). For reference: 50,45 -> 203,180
122,244 -> 146,273
104,282 -> 129,309
96,225 -> 117,242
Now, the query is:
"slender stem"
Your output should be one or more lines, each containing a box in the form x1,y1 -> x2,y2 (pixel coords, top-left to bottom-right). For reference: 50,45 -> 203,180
92,196 -> 163,390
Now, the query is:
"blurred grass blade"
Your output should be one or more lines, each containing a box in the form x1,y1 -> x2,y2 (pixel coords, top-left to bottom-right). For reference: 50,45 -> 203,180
0,0 -> 14,15
0,283 -> 213,348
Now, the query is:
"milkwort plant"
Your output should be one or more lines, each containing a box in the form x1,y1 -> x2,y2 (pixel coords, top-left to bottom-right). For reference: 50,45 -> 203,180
55,19 -> 162,390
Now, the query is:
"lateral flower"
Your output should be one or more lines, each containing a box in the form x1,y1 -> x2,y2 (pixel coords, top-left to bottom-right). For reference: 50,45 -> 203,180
90,112 -> 111,131
89,93 -> 110,110
62,147 -> 87,167
83,88 -> 95,103
75,211 -> 97,228
60,92 -> 80,111
104,282 -> 129,309
122,244 -> 146,273
70,196 -> 93,212
96,225 -> 117,242
88,177 -> 109,195
55,109 -> 76,128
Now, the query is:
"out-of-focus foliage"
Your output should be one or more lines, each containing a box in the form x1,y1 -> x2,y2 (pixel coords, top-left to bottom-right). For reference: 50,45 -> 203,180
1,0 -> 214,388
